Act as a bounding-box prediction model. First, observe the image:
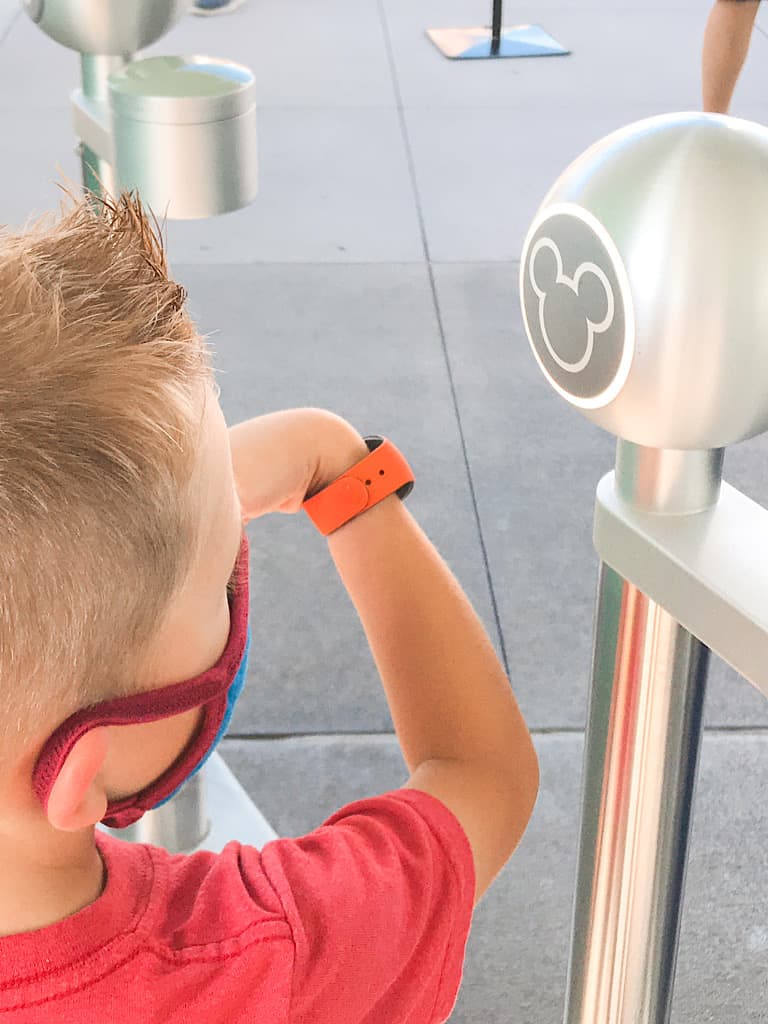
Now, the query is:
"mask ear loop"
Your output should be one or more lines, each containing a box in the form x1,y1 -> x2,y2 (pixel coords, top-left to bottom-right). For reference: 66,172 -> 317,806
32,535 -> 250,827
151,625 -> 252,815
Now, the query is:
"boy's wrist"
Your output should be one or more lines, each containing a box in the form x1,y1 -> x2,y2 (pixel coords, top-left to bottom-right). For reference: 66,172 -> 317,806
304,433 -> 413,536
229,408 -> 369,522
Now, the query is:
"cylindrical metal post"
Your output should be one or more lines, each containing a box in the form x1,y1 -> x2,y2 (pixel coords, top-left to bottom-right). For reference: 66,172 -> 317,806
79,54 -> 125,196
520,113 -> 768,1024
563,443 -> 719,1024
114,771 -> 211,854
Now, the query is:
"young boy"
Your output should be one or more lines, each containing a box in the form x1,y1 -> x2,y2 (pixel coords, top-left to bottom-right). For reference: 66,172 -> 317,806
0,193 -> 538,1022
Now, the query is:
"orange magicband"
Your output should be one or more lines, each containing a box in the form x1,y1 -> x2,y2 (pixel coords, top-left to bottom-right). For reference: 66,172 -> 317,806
302,436 -> 414,536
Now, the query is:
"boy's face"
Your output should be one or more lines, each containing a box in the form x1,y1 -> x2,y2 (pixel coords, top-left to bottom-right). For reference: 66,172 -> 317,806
98,385 -> 245,801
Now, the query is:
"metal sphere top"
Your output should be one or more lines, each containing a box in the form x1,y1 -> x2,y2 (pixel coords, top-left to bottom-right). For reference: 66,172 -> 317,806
520,112 -> 768,450
23,0 -> 191,55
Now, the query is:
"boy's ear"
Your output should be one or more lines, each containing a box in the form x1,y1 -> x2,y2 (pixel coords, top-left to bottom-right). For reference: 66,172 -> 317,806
45,727 -> 110,832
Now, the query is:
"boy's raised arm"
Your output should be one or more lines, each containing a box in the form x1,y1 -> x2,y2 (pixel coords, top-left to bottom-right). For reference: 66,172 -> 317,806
320,426 -> 538,904
230,409 -> 539,905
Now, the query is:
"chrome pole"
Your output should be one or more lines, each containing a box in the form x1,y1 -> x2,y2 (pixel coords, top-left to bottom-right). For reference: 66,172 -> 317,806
564,444 -> 718,1024
519,112 -> 768,1024
120,771 -> 210,853
79,54 -> 125,197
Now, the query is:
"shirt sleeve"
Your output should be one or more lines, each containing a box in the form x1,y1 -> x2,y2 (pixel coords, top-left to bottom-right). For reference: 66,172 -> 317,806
259,788 -> 475,1024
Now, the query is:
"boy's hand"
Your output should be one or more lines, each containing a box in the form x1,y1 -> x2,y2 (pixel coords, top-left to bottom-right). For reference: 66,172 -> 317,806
229,408 -> 369,523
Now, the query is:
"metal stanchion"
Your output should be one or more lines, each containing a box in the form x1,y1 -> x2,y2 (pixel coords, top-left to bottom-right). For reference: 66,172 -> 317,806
25,0 -> 275,854
79,55 -> 123,196
520,113 -> 768,1023
25,0 -> 257,219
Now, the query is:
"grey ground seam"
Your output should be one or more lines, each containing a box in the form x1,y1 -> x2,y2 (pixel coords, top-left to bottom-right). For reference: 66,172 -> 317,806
374,0 -> 511,676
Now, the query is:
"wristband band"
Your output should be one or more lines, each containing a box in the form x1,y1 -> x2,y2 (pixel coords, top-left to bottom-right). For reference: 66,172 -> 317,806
302,436 -> 414,536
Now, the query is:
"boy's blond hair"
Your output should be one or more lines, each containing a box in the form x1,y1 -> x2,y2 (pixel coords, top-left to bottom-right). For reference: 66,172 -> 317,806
0,191 -> 212,761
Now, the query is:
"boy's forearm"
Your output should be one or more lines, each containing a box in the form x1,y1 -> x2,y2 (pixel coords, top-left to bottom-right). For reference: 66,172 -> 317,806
229,410 -> 537,898
318,425 -> 535,780
230,408 -> 534,792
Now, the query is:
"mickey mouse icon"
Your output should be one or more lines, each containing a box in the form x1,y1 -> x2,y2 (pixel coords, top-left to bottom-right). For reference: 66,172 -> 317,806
520,203 -> 634,410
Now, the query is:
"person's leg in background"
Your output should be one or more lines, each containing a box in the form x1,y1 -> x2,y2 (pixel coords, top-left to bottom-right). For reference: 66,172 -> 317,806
194,0 -> 247,15
702,0 -> 761,112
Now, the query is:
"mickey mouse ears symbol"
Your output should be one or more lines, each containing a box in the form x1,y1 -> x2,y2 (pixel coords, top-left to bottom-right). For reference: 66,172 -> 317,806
529,237 -> 615,374
520,203 -> 634,411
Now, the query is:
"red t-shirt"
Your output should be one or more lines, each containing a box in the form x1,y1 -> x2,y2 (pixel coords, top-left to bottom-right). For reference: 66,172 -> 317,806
0,789 -> 475,1023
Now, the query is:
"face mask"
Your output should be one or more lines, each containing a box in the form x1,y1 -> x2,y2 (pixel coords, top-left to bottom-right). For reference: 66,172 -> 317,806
32,536 -> 251,828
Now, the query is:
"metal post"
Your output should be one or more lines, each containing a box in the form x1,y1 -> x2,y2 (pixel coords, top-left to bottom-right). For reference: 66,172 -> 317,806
564,445 -> 716,1024
519,113 -> 768,1022
105,754 -> 278,853
491,0 -> 502,55
79,54 -> 125,197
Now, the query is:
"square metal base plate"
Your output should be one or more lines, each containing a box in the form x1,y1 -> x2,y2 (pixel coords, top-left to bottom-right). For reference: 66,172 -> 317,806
426,24 -> 570,60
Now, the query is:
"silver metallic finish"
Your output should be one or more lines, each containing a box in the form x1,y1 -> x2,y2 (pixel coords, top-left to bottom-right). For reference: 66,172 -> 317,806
72,93 -> 115,169
79,55 -> 124,199
520,112 -> 768,1024
109,56 -> 258,219
116,769 -> 210,854
594,471 -> 768,699
79,144 -> 116,199
109,56 -> 255,124
82,54 -> 125,104
614,442 -> 723,514
32,3 -> 258,221
565,564 -> 709,1024
520,113 -> 768,450
564,446 -> 720,1024
24,0 -> 191,56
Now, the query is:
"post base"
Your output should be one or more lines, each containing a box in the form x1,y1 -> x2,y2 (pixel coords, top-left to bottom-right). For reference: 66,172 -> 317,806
426,24 -> 570,60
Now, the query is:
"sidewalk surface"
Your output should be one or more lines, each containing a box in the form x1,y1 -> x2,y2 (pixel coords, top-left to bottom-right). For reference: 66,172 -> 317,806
1,2 -> 766,1021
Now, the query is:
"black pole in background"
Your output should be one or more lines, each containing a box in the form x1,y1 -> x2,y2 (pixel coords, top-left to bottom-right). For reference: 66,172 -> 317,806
491,0 -> 502,54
